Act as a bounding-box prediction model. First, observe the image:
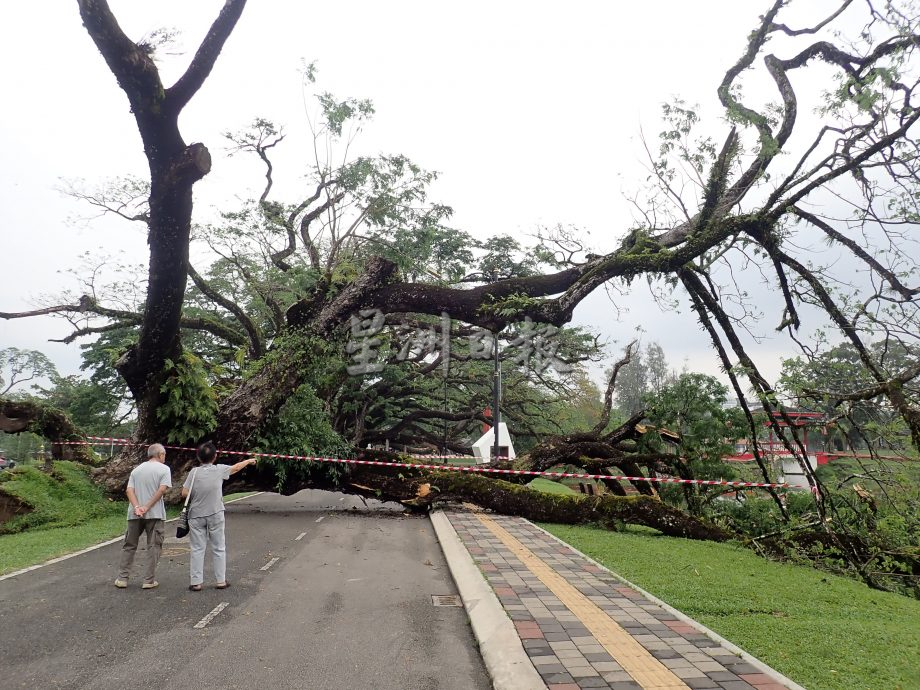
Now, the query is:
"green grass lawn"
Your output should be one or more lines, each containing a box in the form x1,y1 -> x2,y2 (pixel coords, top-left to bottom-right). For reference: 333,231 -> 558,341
528,477 -> 576,495
0,512 -> 129,575
541,523 -> 920,690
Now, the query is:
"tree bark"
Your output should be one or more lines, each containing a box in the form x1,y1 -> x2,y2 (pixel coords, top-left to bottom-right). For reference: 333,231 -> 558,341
0,399 -> 96,465
223,462 -> 730,541
76,0 -> 246,487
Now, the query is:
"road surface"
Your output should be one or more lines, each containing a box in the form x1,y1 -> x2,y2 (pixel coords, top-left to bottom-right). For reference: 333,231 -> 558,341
0,491 -> 490,690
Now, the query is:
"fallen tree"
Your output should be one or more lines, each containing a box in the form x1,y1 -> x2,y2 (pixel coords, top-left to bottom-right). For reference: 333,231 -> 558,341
3,1 -> 920,552
224,459 -> 731,541
0,399 -> 95,465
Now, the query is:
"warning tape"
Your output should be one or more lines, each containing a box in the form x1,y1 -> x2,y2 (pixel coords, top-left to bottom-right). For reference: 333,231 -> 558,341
58,436 -> 788,489
73,436 -> 470,460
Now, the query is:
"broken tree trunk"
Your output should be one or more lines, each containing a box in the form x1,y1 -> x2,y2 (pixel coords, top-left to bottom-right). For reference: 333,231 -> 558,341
222,461 -> 731,542
0,399 -> 96,465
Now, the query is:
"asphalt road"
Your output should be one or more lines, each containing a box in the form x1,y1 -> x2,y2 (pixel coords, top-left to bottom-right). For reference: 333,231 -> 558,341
0,491 -> 491,690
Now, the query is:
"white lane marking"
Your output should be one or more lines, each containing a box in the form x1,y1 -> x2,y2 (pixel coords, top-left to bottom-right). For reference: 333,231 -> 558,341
194,602 -> 230,629
315,516 -> 325,523
1,491 -> 267,582
260,557 -> 280,571
0,535 -> 124,582
224,491 -> 264,505
295,532 -> 307,541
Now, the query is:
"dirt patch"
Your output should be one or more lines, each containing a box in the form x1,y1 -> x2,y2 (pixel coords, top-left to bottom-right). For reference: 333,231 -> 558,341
0,490 -> 33,529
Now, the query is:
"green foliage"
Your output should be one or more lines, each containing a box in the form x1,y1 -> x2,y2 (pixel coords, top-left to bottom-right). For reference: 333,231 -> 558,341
483,292 -> 544,318
713,464 -> 920,599
35,373 -> 132,437
316,92 -> 374,136
643,372 -> 744,468
78,328 -> 136,409
658,100 -> 717,175
542,522 -> 920,690
156,352 -> 218,444
371,223 -> 472,284
253,384 -> 353,493
0,461 -> 123,533
478,235 -> 539,279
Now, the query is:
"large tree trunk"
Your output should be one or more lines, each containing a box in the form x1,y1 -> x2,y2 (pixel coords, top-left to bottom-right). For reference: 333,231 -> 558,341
221,462 -> 730,541
77,0 -> 246,488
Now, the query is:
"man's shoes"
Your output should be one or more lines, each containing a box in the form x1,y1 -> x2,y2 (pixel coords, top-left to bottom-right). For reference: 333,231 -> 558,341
215,582 -> 231,590
114,579 -> 128,588
188,584 -> 202,592
141,581 -> 159,589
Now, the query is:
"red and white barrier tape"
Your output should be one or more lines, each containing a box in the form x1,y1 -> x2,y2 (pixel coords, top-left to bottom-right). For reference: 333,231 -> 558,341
59,437 -> 788,489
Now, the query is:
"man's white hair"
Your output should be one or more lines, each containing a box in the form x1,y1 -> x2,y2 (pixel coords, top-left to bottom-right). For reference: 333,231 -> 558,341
147,443 -> 165,459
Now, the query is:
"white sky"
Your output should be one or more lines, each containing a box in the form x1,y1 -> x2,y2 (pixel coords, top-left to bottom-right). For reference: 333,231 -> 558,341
1,1 -> 852,388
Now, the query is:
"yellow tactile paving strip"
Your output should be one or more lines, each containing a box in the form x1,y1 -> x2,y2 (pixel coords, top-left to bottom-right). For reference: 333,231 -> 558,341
476,513 -> 689,690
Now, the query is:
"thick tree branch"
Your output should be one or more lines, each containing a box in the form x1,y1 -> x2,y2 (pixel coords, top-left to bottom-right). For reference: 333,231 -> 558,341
188,264 -> 265,357
165,0 -> 248,113
592,341 -> 636,435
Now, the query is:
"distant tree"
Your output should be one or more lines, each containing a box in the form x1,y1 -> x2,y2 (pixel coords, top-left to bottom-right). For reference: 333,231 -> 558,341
613,347 -> 647,417
0,348 -> 58,396
779,341 -> 919,450
613,342 -> 671,416
36,373 -> 133,437
645,342 -> 670,397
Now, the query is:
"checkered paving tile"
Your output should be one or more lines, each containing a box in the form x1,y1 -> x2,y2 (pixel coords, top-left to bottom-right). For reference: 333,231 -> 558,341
446,508 -> 794,690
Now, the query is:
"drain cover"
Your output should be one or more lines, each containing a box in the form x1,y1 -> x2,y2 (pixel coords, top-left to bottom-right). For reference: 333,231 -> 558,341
431,594 -> 463,607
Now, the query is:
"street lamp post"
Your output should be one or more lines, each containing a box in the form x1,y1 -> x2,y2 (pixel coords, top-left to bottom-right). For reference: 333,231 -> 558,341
492,331 -> 501,461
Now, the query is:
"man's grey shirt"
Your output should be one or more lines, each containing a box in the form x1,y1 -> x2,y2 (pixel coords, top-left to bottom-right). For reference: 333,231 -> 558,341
126,461 -> 172,520
183,464 -> 232,518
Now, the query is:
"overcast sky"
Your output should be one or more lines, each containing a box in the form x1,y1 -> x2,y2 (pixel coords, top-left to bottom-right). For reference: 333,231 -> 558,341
1,1 -> 850,388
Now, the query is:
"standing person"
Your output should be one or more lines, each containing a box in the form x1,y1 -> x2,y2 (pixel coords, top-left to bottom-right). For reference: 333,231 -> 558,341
114,443 -> 172,590
182,441 -> 257,591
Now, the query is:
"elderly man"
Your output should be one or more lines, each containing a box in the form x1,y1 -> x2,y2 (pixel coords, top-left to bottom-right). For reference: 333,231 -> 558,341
114,443 -> 172,590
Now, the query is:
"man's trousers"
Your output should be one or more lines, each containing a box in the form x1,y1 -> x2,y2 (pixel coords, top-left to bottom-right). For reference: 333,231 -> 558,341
117,518 -> 165,584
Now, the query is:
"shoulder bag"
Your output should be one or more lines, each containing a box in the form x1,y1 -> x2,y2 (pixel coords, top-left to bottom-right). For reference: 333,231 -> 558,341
175,468 -> 197,538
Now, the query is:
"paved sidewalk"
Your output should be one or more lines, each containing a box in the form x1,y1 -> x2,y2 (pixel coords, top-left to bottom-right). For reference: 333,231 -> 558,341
441,507 -> 801,690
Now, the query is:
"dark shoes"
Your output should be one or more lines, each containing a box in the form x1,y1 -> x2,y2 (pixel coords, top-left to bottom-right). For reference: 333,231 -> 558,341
188,584 -> 202,592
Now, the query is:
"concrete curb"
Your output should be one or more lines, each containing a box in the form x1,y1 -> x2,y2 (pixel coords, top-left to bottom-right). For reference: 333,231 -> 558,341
0,491 -> 263,582
430,509 -> 547,690
529,521 -> 808,690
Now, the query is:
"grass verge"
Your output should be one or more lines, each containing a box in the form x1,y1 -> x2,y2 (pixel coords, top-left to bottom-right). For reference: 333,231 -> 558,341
528,477 -> 575,495
0,512 -> 128,575
541,523 -> 920,690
